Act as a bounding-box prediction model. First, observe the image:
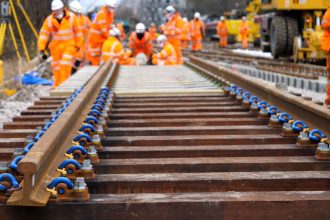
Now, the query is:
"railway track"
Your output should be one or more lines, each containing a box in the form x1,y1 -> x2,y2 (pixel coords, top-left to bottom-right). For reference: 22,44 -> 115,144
0,59 -> 329,219
184,49 -> 326,80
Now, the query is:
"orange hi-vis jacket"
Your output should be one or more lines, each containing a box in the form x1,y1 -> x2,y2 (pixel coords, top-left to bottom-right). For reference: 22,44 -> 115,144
181,21 -> 190,41
240,21 -> 249,49
38,9 -> 82,53
102,36 -> 126,64
77,14 -> 91,61
87,6 -> 114,65
116,23 -> 126,40
164,13 -> 184,63
189,19 -> 205,40
129,31 -> 153,57
217,21 -> 228,37
149,26 -> 156,41
240,21 -> 249,38
38,9 -> 83,87
322,8 -> 330,52
152,42 -> 178,65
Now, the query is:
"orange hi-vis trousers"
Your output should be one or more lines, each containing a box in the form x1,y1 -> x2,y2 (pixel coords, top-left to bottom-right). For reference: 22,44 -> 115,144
219,35 -> 227,48
52,46 -> 76,87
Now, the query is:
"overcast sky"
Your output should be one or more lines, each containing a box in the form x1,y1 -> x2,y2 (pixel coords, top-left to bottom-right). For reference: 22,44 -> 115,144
79,0 -> 124,14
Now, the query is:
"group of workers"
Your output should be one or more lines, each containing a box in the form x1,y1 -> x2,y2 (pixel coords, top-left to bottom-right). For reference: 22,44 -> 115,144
38,0 -> 216,88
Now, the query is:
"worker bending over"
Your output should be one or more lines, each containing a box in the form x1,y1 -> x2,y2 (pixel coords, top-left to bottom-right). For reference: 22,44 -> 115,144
69,1 -> 91,73
164,6 -> 184,64
149,23 -> 156,41
216,16 -> 228,48
102,28 -> 134,65
129,23 -> 153,58
181,17 -> 190,49
116,22 -> 126,40
38,0 -> 82,88
87,0 -> 118,65
152,35 -> 178,66
190,12 -> 205,52
240,16 -> 249,49
322,5 -> 330,106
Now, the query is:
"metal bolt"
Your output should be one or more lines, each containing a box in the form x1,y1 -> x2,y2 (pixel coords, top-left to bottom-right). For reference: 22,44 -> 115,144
74,177 -> 87,191
317,143 -> 330,152
13,148 -> 24,158
25,136 -> 34,144
0,162 -> 9,172
88,146 -> 97,156
81,159 -> 93,171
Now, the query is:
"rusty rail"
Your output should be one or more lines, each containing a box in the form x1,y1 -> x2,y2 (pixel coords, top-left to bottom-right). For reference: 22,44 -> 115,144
185,50 -> 326,79
187,56 -> 330,136
6,61 -> 118,206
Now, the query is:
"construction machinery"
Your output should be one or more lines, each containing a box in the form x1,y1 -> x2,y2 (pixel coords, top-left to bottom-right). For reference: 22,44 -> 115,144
205,1 -> 261,46
255,0 -> 330,62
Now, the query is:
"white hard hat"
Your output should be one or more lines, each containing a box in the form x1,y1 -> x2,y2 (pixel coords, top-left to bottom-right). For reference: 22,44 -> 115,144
183,17 -> 188,22
157,35 -> 167,45
242,16 -> 247,20
194,12 -> 201,19
109,28 -> 121,37
220,16 -> 225,21
106,0 -> 118,8
165,5 -> 176,15
51,0 -> 64,11
69,1 -> 83,14
136,23 -> 146,34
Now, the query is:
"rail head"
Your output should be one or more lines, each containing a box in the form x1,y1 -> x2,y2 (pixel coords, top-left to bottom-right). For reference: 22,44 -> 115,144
6,61 -> 117,206
187,55 -> 330,136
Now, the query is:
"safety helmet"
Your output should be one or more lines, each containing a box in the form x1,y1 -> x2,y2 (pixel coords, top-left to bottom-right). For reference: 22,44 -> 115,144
194,12 -> 201,19
157,35 -> 167,45
183,17 -> 188,23
106,0 -> 118,8
165,5 -> 176,15
69,1 -> 83,14
220,16 -> 225,21
109,28 -> 121,37
242,16 -> 247,21
51,0 -> 64,11
136,23 -> 146,34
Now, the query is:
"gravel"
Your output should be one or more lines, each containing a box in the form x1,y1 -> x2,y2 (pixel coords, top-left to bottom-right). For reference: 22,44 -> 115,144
0,85 -> 51,128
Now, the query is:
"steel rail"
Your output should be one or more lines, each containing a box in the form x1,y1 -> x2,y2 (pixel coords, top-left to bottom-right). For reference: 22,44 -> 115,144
184,50 -> 326,78
6,61 -> 118,206
187,55 -> 330,136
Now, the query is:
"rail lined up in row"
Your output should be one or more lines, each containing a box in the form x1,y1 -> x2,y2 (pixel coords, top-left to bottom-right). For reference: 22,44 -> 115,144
0,57 -> 329,218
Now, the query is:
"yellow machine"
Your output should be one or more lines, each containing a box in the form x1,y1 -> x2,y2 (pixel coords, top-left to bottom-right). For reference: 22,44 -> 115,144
224,0 -> 261,45
225,20 -> 260,45
257,0 -> 330,61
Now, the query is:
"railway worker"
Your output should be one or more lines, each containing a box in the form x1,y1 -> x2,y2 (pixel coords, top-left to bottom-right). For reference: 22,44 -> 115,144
181,17 -> 191,49
321,6 -> 330,106
189,12 -> 205,52
101,28 -> 134,65
149,23 -> 157,41
116,22 -> 126,40
240,16 -> 249,49
164,5 -> 184,64
87,0 -> 118,66
69,1 -> 91,73
216,16 -> 228,48
152,35 -> 178,66
38,0 -> 83,88
129,23 -> 153,59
